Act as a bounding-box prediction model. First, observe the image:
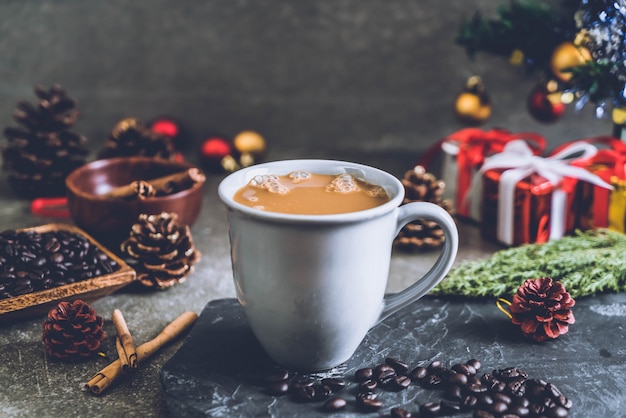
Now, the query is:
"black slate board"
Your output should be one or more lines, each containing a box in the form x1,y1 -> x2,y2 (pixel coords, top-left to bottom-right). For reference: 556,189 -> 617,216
161,295 -> 626,417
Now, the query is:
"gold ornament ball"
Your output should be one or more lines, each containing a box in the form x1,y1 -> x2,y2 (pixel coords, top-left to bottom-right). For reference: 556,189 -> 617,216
233,130 -> 266,156
550,42 -> 592,83
454,92 -> 491,125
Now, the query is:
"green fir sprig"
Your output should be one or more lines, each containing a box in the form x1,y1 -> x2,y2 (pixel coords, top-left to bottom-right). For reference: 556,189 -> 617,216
456,0 -> 576,72
434,229 -> 626,299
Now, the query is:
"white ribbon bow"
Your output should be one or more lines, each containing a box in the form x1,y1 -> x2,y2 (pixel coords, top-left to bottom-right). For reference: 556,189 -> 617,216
480,140 -> 613,245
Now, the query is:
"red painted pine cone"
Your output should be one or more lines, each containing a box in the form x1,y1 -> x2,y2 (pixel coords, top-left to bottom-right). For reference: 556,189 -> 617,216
509,277 -> 575,342
42,299 -> 105,359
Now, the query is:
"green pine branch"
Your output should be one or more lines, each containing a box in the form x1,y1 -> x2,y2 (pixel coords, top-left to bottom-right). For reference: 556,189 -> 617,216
433,229 -> 626,299
568,61 -> 626,106
456,0 -> 575,70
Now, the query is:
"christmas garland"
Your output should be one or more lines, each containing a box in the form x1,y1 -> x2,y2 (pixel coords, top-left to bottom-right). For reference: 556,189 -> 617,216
433,228 -> 626,299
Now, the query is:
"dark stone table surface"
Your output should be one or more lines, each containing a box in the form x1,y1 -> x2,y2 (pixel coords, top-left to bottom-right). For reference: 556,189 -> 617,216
161,296 -> 626,418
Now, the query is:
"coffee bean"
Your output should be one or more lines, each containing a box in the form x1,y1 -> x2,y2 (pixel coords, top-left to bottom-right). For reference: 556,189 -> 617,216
357,396 -> 382,412
446,385 -> 463,401
440,399 -> 462,413
390,375 -> 411,390
424,374 -> 443,387
320,378 -> 345,392
477,394 -> 494,407
409,366 -> 428,381
358,379 -> 377,391
492,392 -> 513,405
557,395 -> 572,409
355,367 -> 373,382
546,383 -> 563,399
264,369 -> 289,383
447,371 -> 468,386
312,384 -> 332,401
506,379 -> 526,397
467,383 -> 488,394
467,359 -> 481,371
356,391 -> 378,402
419,401 -> 441,417
473,410 -> 495,418
267,381 -> 289,396
451,363 -> 472,376
461,395 -> 479,410
508,404 -> 530,416
386,357 -> 409,374
529,403 -> 545,415
321,397 -> 346,412
291,377 -> 315,389
293,385 -> 316,402
374,364 -> 395,378
427,360 -> 443,372
513,396 -> 530,408
489,401 -> 509,414
494,367 -> 528,382
547,405 -> 569,417
390,406 -> 412,418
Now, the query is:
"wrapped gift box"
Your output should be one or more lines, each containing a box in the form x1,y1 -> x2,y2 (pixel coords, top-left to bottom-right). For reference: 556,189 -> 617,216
570,149 -> 626,231
480,140 -> 612,246
438,128 -> 546,222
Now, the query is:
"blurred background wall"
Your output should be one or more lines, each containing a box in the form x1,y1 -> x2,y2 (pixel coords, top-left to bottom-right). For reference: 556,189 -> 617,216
0,0 -> 609,176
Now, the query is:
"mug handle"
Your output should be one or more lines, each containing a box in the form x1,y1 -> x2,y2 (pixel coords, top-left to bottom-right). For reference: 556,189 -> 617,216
378,202 -> 459,322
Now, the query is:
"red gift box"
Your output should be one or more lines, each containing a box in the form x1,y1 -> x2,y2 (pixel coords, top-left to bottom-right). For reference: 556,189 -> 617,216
421,128 -> 546,222
571,148 -> 626,230
480,140 -> 612,246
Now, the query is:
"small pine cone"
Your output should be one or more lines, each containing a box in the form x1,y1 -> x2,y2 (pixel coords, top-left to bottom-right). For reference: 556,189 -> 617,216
42,300 -> 105,359
509,277 -> 575,342
99,117 -> 175,160
394,165 -> 455,251
120,212 -> 200,290
2,84 -> 88,198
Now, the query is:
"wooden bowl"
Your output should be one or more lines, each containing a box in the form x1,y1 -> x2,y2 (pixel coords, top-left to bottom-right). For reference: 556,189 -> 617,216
0,223 -> 136,323
66,157 -> 205,247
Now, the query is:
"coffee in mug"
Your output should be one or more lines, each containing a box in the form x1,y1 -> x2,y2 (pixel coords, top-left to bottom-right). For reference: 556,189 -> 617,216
233,172 -> 390,215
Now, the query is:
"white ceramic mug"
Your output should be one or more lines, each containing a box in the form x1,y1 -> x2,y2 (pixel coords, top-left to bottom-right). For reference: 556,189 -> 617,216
218,160 -> 458,371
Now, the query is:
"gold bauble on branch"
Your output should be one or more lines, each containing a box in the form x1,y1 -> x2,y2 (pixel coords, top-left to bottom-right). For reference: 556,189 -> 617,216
453,76 -> 492,125
550,41 -> 592,83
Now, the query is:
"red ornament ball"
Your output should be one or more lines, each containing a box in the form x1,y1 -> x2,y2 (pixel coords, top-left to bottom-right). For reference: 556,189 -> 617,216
199,137 -> 232,172
148,116 -> 187,150
151,119 -> 179,138
527,83 -> 565,123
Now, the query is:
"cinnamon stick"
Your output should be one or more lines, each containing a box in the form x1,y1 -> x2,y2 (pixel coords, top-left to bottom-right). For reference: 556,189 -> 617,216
112,309 -> 138,372
85,311 -> 198,394
103,168 -> 206,199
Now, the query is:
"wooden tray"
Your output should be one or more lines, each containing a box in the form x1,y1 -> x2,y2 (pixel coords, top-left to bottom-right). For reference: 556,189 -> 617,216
0,223 -> 136,324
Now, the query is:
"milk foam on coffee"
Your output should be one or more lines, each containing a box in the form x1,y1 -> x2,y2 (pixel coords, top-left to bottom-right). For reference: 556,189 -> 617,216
233,171 -> 390,214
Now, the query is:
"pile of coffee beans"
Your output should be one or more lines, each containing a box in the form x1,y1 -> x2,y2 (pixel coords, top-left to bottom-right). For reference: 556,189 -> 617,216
260,356 -> 573,417
0,229 -> 120,299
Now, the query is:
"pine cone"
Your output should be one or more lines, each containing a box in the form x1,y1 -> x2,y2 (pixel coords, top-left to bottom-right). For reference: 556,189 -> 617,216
42,299 -> 105,359
394,165 -> 455,251
99,117 -> 175,160
120,212 -> 200,290
2,85 -> 88,198
509,277 -> 575,342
